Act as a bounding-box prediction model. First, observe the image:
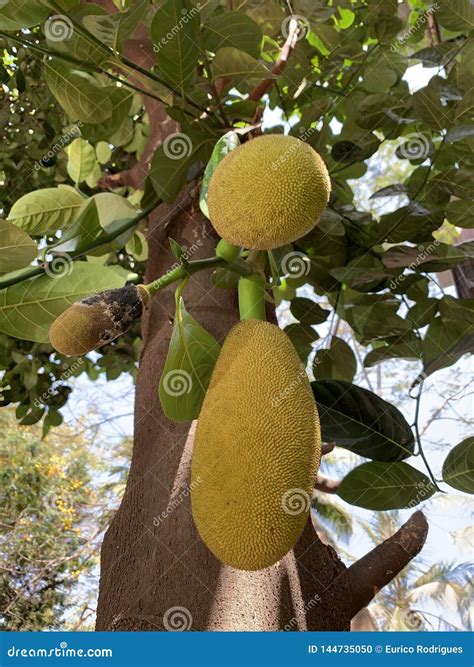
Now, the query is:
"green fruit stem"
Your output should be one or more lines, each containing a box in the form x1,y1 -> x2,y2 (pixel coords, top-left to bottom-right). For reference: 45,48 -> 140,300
216,239 -> 241,262
145,256 -> 253,297
238,273 -> 266,322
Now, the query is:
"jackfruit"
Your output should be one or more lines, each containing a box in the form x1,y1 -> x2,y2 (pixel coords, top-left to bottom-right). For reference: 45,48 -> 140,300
49,285 -> 148,356
207,134 -> 330,250
191,319 -> 321,570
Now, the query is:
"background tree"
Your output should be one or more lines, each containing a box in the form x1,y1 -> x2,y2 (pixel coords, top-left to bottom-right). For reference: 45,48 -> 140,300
0,0 -> 473,631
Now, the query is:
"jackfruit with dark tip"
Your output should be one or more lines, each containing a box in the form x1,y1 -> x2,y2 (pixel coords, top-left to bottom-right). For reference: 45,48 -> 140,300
207,134 -> 331,250
191,319 -> 321,571
49,285 -> 149,356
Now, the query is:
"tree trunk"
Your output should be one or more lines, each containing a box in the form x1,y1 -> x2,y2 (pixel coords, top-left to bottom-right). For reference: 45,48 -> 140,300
95,201 -> 354,632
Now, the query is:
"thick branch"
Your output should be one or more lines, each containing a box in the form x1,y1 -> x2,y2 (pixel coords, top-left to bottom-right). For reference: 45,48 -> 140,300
348,511 -> 429,618
248,18 -> 300,102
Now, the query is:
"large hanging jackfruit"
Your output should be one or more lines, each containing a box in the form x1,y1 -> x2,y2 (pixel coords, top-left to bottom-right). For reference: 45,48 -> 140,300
207,134 -> 330,250
191,319 -> 321,570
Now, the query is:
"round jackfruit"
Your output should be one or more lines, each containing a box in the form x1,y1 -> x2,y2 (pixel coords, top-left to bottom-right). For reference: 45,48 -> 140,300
49,285 -> 148,356
191,320 -> 321,571
207,134 -> 330,250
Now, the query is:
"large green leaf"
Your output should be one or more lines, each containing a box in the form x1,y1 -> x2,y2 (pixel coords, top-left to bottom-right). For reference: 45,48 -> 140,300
313,337 -> 357,383
199,131 -> 240,218
283,323 -> 318,363
0,220 -> 37,272
45,4 -> 111,67
151,0 -> 200,95
158,296 -> 221,422
0,262 -> 128,343
290,297 -> 329,325
7,187 -> 84,235
442,437 -> 474,494
435,0 -> 474,31
338,461 -> 436,510
44,59 -> 113,124
382,241 -> 474,272
420,316 -> 474,379
211,47 -> 272,82
0,1 -> 49,30
202,11 -> 262,58
311,379 -> 415,461
446,199 -> 474,228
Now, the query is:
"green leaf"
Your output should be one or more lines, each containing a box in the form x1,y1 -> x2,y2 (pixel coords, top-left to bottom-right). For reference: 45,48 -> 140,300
158,296 -> 221,422
313,337 -> 357,383
150,128 -> 215,203
283,323 -> 318,363
7,187 -> 84,235
420,316 -> 474,379
311,379 -> 415,461
446,199 -> 474,228
435,0 -> 474,31
44,59 -> 113,125
370,184 -> 408,199
51,193 -> 138,256
151,0 -> 200,94
412,87 -> 445,130
126,231 -> 148,262
442,437 -> 474,494
446,126 -> 474,143
96,141 -> 112,164
202,11 -> 262,58
382,241 -> 474,272
199,131 -> 240,218
0,262 -> 128,343
0,220 -> 37,272
379,204 -> 443,244
66,138 -> 98,185
338,461 -> 436,510
45,5 -> 111,68
364,336 -> 421,367
290,297 -> 329,325
0,1 -> 49,30
211,47 -> 272,82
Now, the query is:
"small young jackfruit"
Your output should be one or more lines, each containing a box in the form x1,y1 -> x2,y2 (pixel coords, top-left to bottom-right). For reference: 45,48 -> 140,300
191,320 -> 321,571
207,134 -> 330,250
49,285 -> 148,356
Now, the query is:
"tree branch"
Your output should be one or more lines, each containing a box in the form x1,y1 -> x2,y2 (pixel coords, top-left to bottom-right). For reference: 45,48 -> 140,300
315,475 -> 341,494
248,18 -> 300,102
348,511 -> 429,618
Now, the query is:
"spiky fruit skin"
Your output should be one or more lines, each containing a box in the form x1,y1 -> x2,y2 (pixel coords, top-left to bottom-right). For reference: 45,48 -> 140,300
207,134 -> 330,250
49,285 -> 148,356
191,320 -> 321,571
